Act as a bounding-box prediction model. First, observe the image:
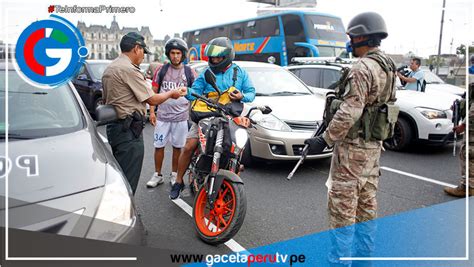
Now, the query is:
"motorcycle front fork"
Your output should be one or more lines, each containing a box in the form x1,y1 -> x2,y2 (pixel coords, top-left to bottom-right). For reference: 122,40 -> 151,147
207,128 -> 224,209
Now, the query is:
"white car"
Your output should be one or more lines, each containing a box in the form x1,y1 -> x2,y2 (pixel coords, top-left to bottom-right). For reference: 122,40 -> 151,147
286,58 -> 460,150
421,70 -> 465,97
190,61 -> 332,163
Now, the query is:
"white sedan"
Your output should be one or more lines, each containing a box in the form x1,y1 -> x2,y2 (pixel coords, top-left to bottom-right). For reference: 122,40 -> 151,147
286,59 -> 461,151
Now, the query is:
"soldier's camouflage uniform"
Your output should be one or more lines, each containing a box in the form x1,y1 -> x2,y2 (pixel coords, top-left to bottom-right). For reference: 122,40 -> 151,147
460,83 -> 474,188
323,48 -> 395,229
322,48 -> 396,266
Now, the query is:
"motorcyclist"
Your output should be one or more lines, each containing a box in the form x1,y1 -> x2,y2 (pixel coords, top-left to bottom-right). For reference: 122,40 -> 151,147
170,37 -> 256,200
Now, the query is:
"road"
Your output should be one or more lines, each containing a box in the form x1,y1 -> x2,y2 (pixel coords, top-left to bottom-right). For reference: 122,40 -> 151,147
99,124 -> 461,256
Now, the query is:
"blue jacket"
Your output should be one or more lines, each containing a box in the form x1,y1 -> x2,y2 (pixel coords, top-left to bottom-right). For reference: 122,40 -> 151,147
185,63 -> 256,103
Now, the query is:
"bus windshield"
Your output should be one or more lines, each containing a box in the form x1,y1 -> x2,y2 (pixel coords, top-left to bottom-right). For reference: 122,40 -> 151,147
304,15 -> 347,42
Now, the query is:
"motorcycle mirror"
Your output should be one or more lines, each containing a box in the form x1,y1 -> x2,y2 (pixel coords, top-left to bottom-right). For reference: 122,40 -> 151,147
204,69 -> 220,93
261,105 -> 272,114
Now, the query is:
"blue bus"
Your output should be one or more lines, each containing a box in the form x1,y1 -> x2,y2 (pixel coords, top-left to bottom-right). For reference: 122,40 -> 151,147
183,11 -> 348,66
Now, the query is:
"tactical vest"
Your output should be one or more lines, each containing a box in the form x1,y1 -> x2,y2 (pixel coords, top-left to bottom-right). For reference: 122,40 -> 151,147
329,50 -> 400,142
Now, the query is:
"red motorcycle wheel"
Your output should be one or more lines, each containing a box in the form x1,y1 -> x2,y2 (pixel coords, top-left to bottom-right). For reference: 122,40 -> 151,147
193,180 -> 246,244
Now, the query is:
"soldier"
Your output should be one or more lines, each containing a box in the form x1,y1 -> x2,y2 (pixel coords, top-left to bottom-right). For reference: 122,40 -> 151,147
102,32 -> 186,194
304,12 -> 398,266
444,76 -> 474,197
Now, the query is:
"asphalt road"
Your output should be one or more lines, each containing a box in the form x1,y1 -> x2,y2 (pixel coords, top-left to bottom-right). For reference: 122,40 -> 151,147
99,124 -> 461,255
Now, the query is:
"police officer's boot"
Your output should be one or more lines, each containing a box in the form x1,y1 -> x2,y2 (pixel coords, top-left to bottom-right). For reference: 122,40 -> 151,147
444,185 -> 474,197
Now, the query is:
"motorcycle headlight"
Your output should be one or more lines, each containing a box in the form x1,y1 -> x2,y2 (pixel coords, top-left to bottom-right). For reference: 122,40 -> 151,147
256,114 -> 291,131
235,128 -> 248,149
416,107 -> 448,119
86,164 -> 135,241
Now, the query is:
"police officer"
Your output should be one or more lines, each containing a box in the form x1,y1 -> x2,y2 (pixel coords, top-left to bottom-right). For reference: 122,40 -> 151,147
102,32 -> 186,194
304,12 -> 398,265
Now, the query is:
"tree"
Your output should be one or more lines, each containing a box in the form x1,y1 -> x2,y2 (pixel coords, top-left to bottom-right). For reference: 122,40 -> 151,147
456,44 -> 474,56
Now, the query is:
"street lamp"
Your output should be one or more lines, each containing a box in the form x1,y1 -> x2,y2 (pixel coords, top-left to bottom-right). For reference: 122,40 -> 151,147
435,0 -> 446,75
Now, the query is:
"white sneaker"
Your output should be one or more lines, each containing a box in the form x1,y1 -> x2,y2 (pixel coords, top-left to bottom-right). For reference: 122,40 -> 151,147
170,172 -> 177,186
146,173 -> 164,188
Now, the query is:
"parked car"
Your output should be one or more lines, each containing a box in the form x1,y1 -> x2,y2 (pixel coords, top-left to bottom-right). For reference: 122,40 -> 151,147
73,60 -> 151,117
421,69 -> 465,97
0,62 -> 145,244
286,58 -> 460,151
72,60 -> 111,116
190,61 -> 332,164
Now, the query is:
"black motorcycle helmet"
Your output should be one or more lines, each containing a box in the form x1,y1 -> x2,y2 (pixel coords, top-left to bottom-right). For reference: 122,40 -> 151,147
346,12 -> 388,48
205,37 -> 235,73
165,37 -> 188,63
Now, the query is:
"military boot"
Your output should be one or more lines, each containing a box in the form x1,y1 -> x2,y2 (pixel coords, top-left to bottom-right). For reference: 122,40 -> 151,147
444,185 -> 474,197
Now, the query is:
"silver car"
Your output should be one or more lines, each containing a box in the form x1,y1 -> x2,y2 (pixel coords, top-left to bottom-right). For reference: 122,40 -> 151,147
191,61 -> 332,163
0,62 -> 144,244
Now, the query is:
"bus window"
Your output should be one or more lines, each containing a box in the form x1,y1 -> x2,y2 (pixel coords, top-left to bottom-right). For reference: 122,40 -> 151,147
282,14 -> 307,62
231,23 -> 244,40
216,26 -> 229,39
304,15 -> 347,42
259,17 -> 279,37
200,29 -> 214,43
193,31 -> 200,44
245,20 -> 259,39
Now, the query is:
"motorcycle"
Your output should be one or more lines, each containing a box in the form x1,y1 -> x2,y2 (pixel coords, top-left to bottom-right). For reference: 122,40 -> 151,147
188,70 -> 271,244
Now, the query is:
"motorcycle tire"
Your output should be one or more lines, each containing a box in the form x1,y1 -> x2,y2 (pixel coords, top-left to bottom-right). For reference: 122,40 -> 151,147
193,180 -> 246,245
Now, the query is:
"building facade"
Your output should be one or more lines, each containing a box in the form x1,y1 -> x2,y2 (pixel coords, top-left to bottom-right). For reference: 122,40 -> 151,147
77,16 -> 165,63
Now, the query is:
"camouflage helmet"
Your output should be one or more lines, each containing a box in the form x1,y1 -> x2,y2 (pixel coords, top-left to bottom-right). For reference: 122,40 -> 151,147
347,12 -> 388,39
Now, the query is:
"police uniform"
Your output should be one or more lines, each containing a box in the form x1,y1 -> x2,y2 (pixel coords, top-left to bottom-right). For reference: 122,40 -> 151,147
103,46 -> 154,194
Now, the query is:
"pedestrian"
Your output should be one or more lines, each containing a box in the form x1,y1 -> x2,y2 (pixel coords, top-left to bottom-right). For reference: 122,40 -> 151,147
304,12 -> 398,266
102,32 -> 186,194
398,57 -> 425,91
146,38 -> 197,188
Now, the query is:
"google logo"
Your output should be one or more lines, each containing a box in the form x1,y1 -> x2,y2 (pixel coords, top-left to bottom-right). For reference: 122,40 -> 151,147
15,15 -> 88,87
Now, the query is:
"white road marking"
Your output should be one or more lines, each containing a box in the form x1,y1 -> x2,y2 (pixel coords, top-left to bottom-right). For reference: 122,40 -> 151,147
381,166 -> 457,188
172,198 -> 249,254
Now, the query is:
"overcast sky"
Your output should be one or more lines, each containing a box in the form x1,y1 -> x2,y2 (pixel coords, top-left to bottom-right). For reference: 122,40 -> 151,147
1,0 -> 472,57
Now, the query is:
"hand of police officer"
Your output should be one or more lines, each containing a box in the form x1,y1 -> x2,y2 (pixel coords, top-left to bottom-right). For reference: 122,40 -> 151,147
304,136 -> 327,154
229,89 -> 243,101
169,89 -> 181,99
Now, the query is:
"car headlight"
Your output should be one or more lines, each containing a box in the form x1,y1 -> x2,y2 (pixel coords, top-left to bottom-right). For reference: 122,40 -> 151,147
235,128 -> 248,149
416,107 -> 448,119
256,114 -> 291,131
86,164 -> 135,241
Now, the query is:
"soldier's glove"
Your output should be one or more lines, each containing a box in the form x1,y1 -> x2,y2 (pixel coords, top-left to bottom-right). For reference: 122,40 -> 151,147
304,136 -> 327,154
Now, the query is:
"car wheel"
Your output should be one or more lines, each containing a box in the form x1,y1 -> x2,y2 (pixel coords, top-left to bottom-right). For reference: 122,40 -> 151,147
384,117 -> 412,151
240,142 -> 254,167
